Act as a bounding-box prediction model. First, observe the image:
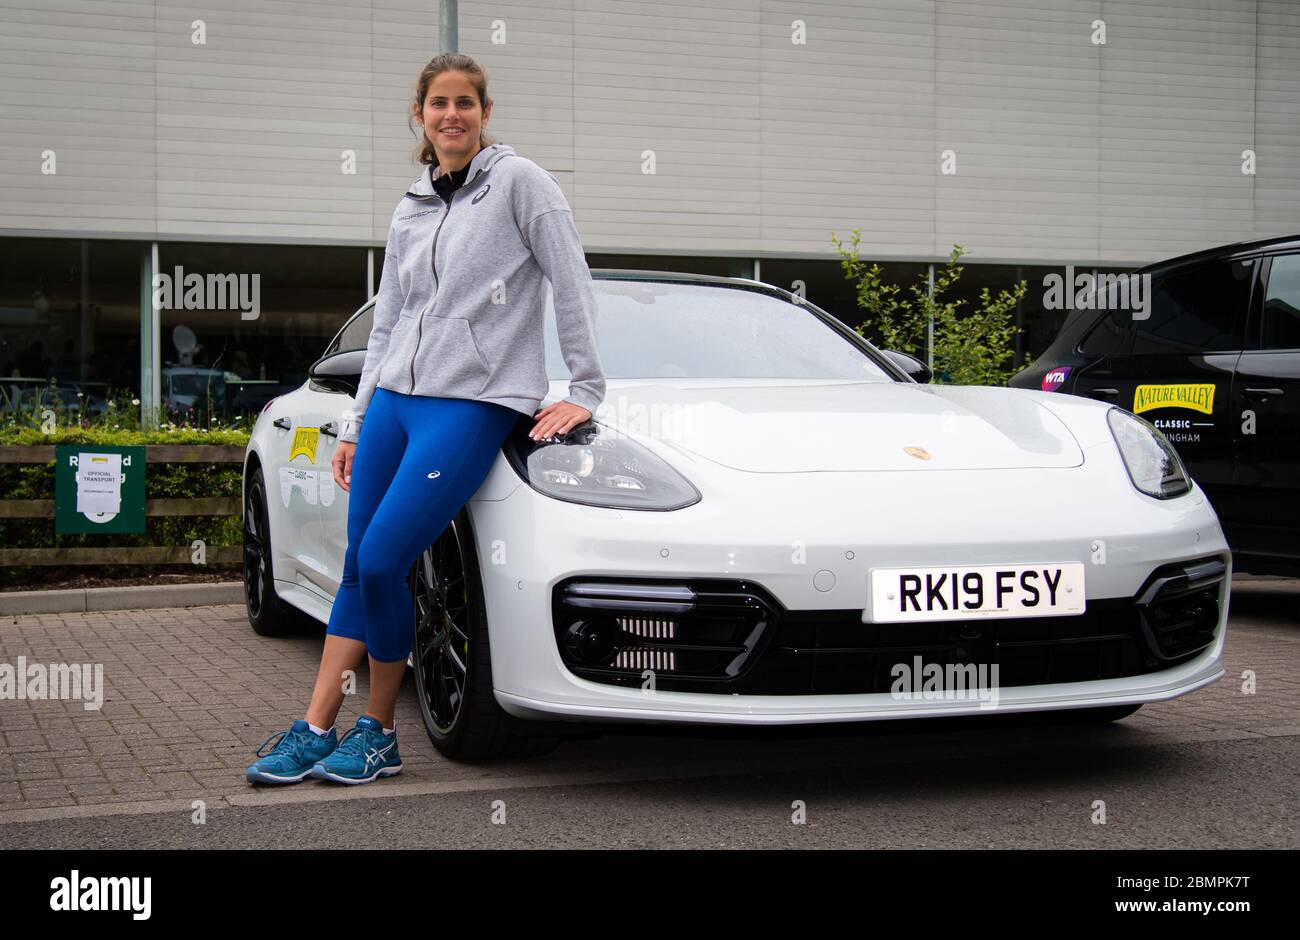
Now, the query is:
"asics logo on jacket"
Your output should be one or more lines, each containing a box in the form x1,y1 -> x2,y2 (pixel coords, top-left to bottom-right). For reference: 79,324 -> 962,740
338,143 -> 606,444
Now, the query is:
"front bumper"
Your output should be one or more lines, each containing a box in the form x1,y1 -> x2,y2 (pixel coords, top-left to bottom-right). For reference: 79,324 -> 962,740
469,460 -> 1230,726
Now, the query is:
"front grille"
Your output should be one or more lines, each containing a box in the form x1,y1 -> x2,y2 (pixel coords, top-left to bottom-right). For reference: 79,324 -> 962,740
1134,556 -> 1225,661
612,616 -> 678,672
554,580 -> 775,684
551,557 -> 1226,696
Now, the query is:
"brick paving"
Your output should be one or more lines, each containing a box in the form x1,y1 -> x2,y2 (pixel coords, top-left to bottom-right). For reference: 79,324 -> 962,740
0,603 -> 451,812
0,579 -> 1296,819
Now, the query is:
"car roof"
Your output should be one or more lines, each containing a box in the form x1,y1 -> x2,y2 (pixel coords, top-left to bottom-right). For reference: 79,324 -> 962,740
354,269 -> 780,311
588,268 -> 768,288
1136,232 -> 1300,276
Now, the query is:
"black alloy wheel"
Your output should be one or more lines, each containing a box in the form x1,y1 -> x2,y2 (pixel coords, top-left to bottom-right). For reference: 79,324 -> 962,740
243,465 -> 311,637
409,521 -> 472,734
409,508 -> 571,760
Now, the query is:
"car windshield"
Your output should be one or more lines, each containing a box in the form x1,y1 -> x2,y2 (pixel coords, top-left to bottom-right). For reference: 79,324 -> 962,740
543,280 -> 895,382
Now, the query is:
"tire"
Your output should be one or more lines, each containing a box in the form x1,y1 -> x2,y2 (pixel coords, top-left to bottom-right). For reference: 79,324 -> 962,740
409,507 -> 571,760
243,464 -> 314,638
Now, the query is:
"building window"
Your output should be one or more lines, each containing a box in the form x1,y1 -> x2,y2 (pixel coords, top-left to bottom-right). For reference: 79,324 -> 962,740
0,237 -> 142,422
155,242 -> 369,424
587,253 -> 748,279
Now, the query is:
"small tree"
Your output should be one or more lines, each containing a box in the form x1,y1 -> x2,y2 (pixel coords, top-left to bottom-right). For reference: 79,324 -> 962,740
831,231 -> 1030,386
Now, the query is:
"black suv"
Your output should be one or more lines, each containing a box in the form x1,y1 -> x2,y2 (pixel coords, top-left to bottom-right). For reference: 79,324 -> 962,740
1011,233 -> 1300,576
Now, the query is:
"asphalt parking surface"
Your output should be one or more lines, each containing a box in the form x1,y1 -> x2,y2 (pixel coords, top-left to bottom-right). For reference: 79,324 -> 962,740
1,577 -> 1296,848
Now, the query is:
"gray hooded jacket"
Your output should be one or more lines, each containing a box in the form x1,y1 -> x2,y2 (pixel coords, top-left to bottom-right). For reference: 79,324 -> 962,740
338,143 -> 606,443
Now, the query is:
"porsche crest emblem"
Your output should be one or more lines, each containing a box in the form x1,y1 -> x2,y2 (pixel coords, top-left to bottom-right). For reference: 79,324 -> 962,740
904,446 -> 931,461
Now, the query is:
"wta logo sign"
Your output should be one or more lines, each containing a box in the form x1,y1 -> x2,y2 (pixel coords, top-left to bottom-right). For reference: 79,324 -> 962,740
1041,366 -> 1072,392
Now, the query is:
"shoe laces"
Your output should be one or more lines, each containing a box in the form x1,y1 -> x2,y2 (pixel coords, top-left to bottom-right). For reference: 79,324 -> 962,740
333,724 -> 387,761
255,726 -> 315,762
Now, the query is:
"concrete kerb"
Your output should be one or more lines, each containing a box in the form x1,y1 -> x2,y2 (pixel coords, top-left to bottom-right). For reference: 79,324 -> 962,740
0,581 -> 244,616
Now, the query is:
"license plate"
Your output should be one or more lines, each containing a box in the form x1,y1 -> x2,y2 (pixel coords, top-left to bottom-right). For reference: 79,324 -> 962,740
867,563 -> 1086,623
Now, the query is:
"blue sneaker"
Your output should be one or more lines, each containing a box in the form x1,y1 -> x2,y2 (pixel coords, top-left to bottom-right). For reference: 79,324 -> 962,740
309,715 -> 402,784
245,719 -> 337,784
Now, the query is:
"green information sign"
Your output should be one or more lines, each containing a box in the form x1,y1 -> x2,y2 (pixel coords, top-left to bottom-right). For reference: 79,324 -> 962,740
54,444 -> 146,534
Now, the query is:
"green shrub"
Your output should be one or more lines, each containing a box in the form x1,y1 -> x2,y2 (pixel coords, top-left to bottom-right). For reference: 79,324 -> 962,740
0,392 -> 251,588
831,233 -> 1031,386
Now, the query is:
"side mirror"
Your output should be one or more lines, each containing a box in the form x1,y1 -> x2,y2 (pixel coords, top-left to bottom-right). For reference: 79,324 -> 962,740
882,350 -> 933,384
308,349 -> 366,396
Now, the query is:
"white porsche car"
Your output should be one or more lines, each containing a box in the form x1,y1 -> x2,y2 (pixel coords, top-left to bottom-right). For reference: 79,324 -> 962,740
242,271 -> 1231,760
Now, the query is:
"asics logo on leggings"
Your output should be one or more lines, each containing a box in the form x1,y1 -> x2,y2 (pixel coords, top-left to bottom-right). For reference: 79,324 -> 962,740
427,471 -> 440,478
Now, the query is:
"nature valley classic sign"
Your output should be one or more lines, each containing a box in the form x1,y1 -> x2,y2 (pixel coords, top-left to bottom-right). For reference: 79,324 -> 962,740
1132,383 -> 1216,416
289,427 -> 319,463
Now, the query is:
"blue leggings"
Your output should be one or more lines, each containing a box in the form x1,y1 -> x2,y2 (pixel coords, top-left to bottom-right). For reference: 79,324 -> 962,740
325,387 -> 519,662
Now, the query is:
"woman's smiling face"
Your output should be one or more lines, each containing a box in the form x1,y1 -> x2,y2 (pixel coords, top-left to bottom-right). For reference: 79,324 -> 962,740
416,70 -> 491,166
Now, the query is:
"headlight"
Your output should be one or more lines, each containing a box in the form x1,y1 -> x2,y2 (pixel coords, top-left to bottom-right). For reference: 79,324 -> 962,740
503,421 -> 701,510
1106,408 -> 1192,499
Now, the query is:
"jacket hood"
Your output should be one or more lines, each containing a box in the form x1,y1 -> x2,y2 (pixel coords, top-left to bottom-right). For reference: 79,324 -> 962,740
406,143 -> 516,198
338,140 -> 605,443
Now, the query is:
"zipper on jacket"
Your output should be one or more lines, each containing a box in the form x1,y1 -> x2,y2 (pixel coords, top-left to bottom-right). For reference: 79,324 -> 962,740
409,188 -> 457,393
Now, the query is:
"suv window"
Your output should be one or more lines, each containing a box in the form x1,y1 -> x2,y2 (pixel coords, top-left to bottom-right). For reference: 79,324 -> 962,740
1131,258 -> 1253,355
1078,309 -> 1131,356
1261,254 -> 1300,350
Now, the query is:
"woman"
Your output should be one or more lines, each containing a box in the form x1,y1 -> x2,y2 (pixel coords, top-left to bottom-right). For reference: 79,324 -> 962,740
246,53 -> 606,785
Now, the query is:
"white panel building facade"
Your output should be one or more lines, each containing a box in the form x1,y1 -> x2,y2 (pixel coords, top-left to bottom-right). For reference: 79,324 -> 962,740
1,0 -> 1298,417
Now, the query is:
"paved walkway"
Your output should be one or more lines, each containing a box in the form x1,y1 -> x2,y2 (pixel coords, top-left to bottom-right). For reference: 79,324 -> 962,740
1,579 -> 1297,825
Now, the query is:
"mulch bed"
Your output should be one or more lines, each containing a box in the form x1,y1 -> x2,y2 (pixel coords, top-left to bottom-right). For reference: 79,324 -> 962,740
1,568 -> 241,593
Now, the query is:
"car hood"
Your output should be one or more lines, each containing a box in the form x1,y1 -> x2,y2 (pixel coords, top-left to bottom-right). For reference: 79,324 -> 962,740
589,381 -> 1084,472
